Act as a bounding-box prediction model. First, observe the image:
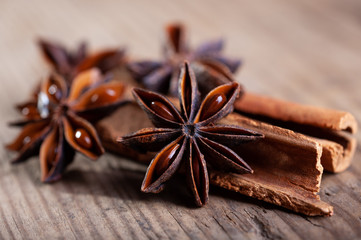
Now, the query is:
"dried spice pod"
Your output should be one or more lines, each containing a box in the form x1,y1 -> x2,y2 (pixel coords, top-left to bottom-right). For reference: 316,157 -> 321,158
118,62 -> 263,206
38,39 -> 125,84
6,68 -> 129,182
127,23 -> 241,96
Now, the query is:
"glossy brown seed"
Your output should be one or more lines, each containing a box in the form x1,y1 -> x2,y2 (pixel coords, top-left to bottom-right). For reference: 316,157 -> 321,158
155,143 -> 180,177
150,101 -> 177,122
20,105 -> 39,118
74,128 -> 92,149
48,83 -> 62,102
199,93 -> 227,120
22,135 -> 32,145
89,88 -> 119,107
182,66 -> 192,118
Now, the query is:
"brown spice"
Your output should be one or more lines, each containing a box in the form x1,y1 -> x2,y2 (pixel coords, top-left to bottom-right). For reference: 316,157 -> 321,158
117,62 -> 263,206
96,97 -> 335,216
96,104 -> 332,216
127,23 -> 241,95
234,92 -> 358,172
6,69 -> 129,182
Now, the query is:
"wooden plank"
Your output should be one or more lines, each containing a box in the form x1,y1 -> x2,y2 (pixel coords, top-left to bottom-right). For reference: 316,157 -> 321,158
0,0 -> 361,239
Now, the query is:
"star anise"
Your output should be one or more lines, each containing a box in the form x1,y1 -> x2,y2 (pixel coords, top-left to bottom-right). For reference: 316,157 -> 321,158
38,39 -> 125,84
118,62 -> 262,206
127,23 -> 241,96
6,69 -> 128,182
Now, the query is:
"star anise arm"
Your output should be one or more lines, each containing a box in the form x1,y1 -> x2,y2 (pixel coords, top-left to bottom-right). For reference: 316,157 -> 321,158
142,65 -> 173,93
194,59 -> 234,83
62,112 -> 104,160
15,101 -> 41,120
193,39 -> 241,73
194,82 -> 241,125
164,23 -> 188,57
197,136 -> 253,174
6,119 -> 51,163
210,55 -> 241,73
178,62 -> 200,122
132,88 -> 184,128
193,39 -> 224,56
67,68 -> 102,102
8,118 -> 45,127
187,139 -> 209,206
198,125 -> 264,146
117,128 -> 182,153
126,60 -> 163,82
73,41 -> 87,65
192,59 -> 241,96
70,81 -> 128,121
141,136 -> 186,193
75,48 -> 125,74
168,66 -> 182,96
40,73 -> 68,105
40,124 -> 75,182
38,39 -> 72,77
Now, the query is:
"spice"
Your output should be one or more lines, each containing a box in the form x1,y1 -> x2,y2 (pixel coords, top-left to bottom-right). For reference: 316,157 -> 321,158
118,62 -> 262,206
127,23 -> 241,95
6,69 -> 128,182
97,103 -> 334,216
38,39 -> 125,83
233,92 -> 357,172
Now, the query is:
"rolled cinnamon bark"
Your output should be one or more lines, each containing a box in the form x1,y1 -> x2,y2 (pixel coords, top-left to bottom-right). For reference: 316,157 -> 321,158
234,92 -> 357,172
96,105 -> 333,216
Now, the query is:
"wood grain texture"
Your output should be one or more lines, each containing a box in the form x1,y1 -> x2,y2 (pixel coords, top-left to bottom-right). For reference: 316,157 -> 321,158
0,0 -> 361,239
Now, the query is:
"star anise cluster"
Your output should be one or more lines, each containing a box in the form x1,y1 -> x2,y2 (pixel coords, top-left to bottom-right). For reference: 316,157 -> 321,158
127,23 -> 241,96
7,67 -> 128,182
118,62 -> 262,206
6,24 -> 261,207
16,40 -> 126,120
6,39 -> 129,182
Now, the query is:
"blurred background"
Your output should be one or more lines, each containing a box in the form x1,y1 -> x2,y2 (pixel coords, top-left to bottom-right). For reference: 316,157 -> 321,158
1,0 -> 360,111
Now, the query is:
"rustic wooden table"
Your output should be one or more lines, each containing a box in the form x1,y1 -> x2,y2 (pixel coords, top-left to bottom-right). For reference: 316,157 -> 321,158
1,0 -> 360,239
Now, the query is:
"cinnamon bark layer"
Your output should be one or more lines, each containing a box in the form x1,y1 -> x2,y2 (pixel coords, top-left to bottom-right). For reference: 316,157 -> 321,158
96,104 -> 334,216
234,92 -> 357,172
96,102 -> 153,163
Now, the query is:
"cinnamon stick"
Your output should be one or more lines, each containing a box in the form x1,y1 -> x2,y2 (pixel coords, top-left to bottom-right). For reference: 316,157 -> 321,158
96,104 -> 333,216
234,92 -> 358,172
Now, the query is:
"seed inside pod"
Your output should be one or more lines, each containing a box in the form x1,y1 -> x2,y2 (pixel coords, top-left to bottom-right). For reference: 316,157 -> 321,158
150,101 -> 177,122
200,93 -> 226,120
74,128 -> 92,149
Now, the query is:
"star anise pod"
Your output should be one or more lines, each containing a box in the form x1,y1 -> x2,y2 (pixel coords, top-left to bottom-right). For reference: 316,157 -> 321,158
127,23 -> 241,96
6,69 -> 128,182
38,39 -> 125,84
118,62 -> 262,206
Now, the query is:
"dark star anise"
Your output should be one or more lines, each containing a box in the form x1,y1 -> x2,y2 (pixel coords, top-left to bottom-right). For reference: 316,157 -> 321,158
118,62 -> 262,206
6,69 -> 128,182
38,39 -> 125,84
127,23 -> 241,96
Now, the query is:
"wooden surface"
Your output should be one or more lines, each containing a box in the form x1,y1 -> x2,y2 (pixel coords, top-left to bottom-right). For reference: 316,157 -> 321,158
1,0 -> 361,239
